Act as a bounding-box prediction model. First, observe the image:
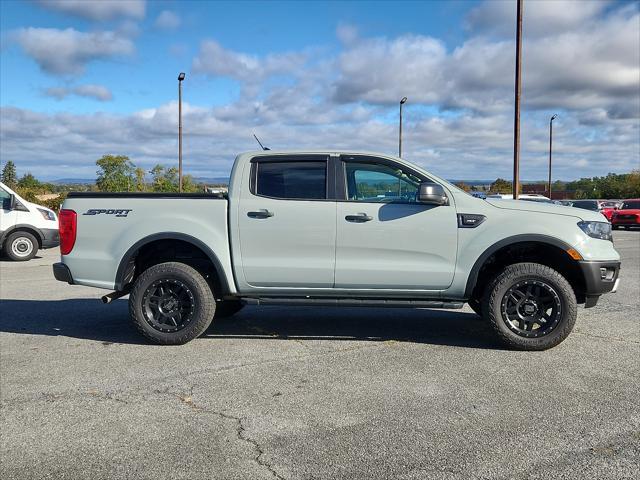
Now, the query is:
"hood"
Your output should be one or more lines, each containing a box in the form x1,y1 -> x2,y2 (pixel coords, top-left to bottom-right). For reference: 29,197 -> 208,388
486,199 -> 607,222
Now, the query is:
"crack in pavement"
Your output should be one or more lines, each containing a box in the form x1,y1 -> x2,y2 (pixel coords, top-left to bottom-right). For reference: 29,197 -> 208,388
573,330 -> 640,345
176,387 -> 285,480
1,341 -> 389,407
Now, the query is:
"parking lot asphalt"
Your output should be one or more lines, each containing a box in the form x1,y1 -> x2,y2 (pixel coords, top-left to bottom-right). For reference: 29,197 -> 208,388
1,231 -> 638,480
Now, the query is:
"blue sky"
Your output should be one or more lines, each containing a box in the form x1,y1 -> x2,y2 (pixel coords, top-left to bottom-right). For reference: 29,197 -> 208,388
1,0 -> 638,181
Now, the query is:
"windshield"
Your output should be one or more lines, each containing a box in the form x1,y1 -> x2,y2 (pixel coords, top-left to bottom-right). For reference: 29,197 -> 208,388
621,200 -> 640,210
572,201 -> 599,211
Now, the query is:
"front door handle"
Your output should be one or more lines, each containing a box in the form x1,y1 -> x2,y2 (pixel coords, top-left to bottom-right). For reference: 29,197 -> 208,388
345,213 -> 372,223
247,209 -> 274,219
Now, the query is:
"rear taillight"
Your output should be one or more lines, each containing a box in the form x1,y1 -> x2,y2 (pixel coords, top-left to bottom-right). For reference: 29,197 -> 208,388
59,209 -> 77,255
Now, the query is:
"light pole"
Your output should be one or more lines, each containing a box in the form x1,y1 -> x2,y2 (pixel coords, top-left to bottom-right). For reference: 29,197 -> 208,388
399,97 -> 407,158
548,114 -> 558,198
512,0 -> 523,200
178,72 -> 186,192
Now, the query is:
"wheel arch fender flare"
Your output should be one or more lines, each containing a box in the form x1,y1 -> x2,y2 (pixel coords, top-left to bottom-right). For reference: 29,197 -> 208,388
114,232 -> 230,294
463,234 -> 577,299
0,225 -> 44,249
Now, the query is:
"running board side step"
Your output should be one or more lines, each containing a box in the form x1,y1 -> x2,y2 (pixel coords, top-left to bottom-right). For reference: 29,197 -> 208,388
243,298 -> 464,309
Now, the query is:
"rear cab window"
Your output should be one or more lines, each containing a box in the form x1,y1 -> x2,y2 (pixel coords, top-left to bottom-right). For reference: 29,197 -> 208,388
251,157 -> 328,200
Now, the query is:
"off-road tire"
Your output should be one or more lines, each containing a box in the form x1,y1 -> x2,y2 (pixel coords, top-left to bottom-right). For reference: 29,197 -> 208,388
129,262 -> 215,345
215,300 -> 244,318
481,262 -> 577,351
5,231 -> 38,261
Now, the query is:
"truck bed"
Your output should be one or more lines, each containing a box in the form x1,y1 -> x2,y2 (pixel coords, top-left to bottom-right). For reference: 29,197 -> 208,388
62,192 -> 233,291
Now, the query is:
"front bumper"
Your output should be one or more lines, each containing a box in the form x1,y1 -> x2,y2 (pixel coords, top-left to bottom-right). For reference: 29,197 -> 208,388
52,262 -> 74,284
579,260 -> 620,308
41,228 -> 60,249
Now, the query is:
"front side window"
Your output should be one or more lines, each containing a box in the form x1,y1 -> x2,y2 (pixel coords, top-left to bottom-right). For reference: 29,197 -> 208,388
255,161 -> 327,200
345,161 -> 421,203
0,187 -> 11,210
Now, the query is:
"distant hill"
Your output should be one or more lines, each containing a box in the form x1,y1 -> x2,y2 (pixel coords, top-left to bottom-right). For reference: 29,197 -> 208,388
50,178 -> 95,185
192,177 -> 229,185
50,176 -> 230,185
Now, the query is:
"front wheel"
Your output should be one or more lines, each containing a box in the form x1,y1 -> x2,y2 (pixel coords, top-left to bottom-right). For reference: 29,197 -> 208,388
129,262 -> 215,345
5,231 -> 38,261
482,263 -> 577,351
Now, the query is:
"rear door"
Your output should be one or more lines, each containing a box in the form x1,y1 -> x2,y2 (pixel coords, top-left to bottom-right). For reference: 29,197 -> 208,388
334,155 -> 457,291
237,155 -> 337,288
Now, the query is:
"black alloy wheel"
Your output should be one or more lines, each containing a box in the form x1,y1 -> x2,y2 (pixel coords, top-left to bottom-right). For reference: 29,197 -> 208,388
142,279 -> 196,333
500,280 -> 562,338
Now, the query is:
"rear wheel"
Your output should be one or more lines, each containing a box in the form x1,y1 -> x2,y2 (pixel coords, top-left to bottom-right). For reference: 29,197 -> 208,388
482,262 -> 577,351
5,231 -> 38,261
612,225 -> 619,230
129,262 -> 215,345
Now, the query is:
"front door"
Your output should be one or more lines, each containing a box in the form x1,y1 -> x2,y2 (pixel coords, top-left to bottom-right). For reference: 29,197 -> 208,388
237,155 -> 337,288
335,156 -> 457,291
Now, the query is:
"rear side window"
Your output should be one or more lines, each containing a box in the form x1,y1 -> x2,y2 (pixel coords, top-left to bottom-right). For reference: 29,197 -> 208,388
254,161 -> 327,200
622,201 -> 640,209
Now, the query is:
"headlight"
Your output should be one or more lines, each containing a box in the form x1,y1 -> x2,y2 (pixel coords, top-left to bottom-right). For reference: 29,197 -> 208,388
37,208 -> 56,221
577,221 -> 612,241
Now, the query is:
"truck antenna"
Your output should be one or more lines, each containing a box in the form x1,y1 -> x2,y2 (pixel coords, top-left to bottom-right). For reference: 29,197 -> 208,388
253,134 -> 270,151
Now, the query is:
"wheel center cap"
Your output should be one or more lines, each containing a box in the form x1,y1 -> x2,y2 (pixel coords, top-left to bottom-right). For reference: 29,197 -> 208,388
162,298 -> 178,311
523,302 -> 537,315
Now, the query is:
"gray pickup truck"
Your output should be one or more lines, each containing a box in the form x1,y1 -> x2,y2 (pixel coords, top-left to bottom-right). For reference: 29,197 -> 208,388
53,151 -> 620,350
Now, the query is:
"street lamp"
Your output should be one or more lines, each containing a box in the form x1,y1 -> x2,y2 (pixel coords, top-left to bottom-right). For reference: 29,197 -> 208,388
512,0 -> 523,200
548,114 -> 558,198
178,72 -> 186,192
399,96 -> 408,158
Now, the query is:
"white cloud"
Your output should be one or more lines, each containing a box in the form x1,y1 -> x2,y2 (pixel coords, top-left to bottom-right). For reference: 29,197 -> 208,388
466,0 -> 610,37
2,1 -> 638,181
192,40 -> 308,83
44,84 -> 113,101
13,27 -> 134,75
154,10 -> 181,30
331,4 -> 640,119
36,0 -> 146,21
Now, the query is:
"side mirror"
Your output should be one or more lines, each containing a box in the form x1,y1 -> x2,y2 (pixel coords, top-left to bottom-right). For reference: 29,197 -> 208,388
418,182 -> 448,205
8,194 -> 17,210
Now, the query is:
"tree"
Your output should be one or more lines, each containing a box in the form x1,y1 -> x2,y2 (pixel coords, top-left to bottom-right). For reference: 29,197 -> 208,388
17,173 -> 41,190
490,178 -> 513,194
96,155 -> 135,192
134,167 -> 147,192
1,161 -> 17,188
455,181 -> 471,192
150,164 -> 179,192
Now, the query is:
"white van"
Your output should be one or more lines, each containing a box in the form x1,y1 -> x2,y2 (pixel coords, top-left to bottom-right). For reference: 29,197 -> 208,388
0,181 -> 59,261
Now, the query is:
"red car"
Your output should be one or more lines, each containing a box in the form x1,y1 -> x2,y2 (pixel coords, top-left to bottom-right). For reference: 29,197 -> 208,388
599,200 -> 620,221
612,199 -> 640,229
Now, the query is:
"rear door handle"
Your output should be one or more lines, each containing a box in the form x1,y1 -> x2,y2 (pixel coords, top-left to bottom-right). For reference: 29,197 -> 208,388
345,213 -> 372,223
247,209 -> 274,219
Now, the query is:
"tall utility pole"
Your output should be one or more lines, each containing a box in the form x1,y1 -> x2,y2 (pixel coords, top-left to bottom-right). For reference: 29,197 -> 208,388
512,0 -> 523,200
399,97 -> 407,157
178,72 -> 186,192
548,114 -> 558,197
